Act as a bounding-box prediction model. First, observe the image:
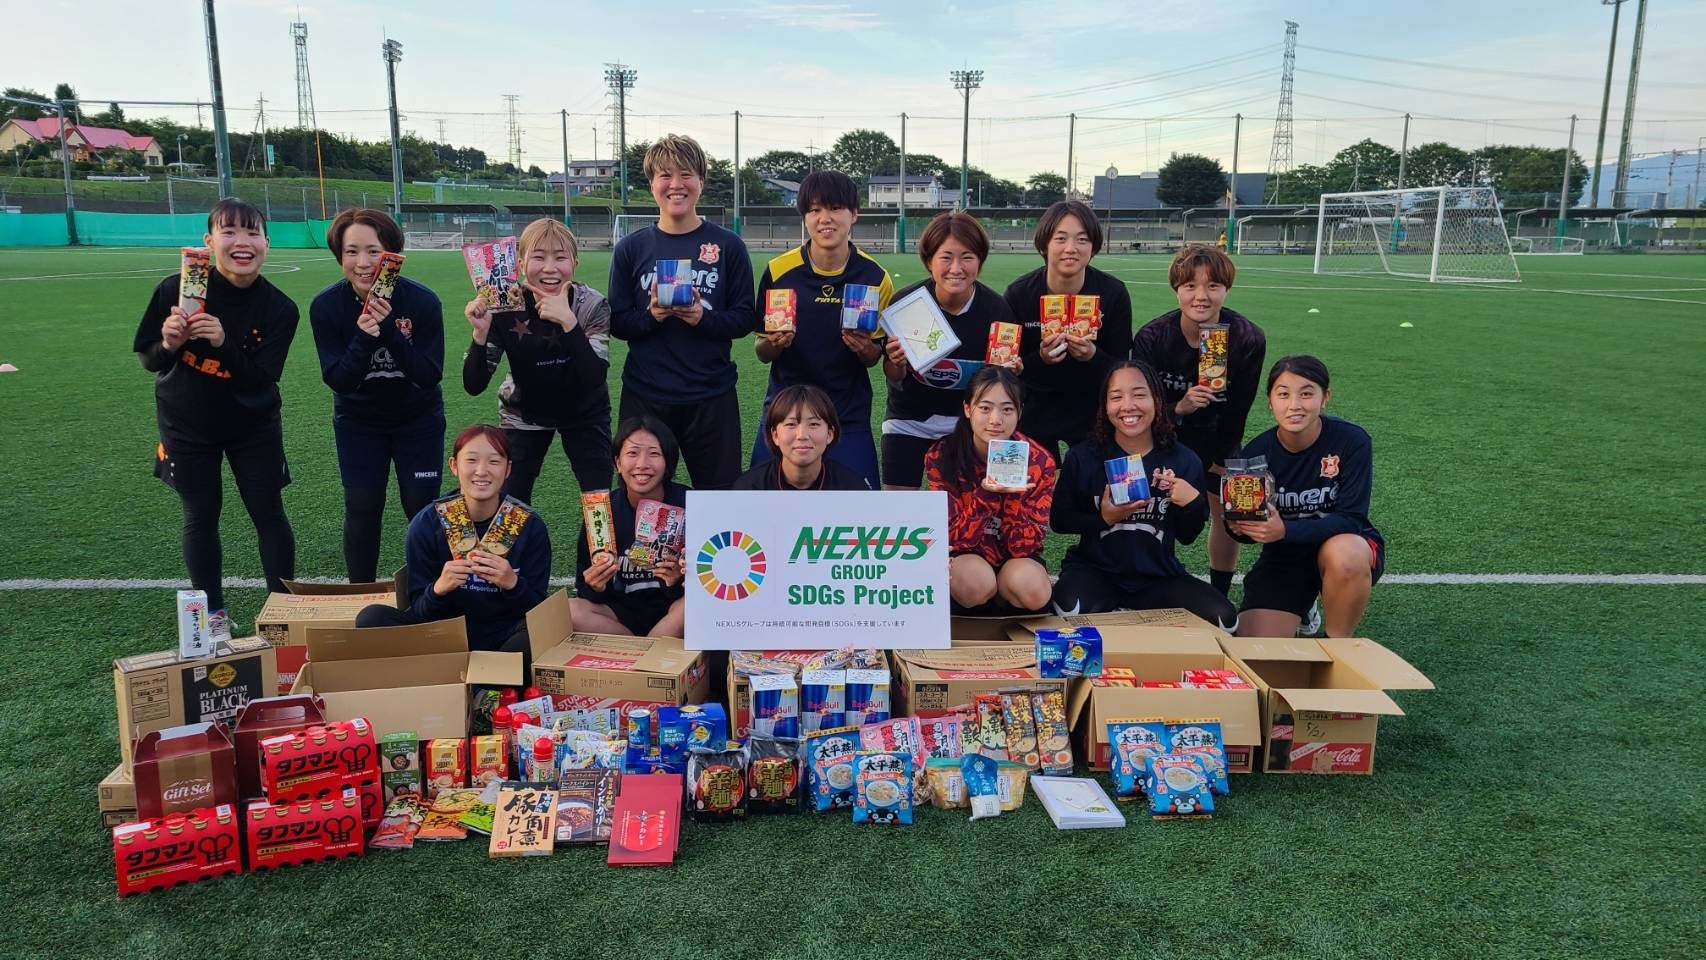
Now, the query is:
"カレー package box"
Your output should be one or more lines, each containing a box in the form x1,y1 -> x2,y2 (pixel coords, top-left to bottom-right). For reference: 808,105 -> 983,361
891,647 -> 1065,719
113,636 -> 276,769
256,590 -> 395,694
526,590 -> 709,708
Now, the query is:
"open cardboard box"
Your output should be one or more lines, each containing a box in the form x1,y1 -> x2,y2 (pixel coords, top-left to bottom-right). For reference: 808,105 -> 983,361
526,589 -> 709,709
891,646 -> 1066,718
256,589 -> 396,694
291,617 -> 521,741
949,614 -> 1033,646
1218,635 -> 1435,775
1069,625 -> 1262,773
1005,607 -> 1227,644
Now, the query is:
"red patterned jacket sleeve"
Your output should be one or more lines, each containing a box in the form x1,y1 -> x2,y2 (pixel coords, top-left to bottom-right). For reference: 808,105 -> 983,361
926,440 -> 997,556
997,436 -> 1056,562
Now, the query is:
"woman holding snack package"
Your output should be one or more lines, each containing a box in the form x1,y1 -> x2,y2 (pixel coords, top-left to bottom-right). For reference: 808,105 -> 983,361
732,384 -> 871,491
309,208 -> 446,584
462,218 -> 613,505
356,424 -> 550,665
1003,200 -> 1134,464
881,211 -> 1018,489
1050,360 -> 1236,627
924,366 -> 1055,614
133,198 -> 298,641
569,417 -> 690,637
1227,355 -> 1383,640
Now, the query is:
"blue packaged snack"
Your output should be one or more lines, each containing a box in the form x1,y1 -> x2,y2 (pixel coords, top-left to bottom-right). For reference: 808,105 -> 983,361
1107,719 -> 1168,801
1104,454 -> 1150,505
800,669 -> 846,735
960,753 -> 1001,820
655,259 -> 695,307
1166,720 -> 1230,796
852,751 -> 913,826
680,703 -> 729,753
840,283 -> 882,332
805,725 -> 862,812
656,705 -> 687,764
1037,626 -> 1102,679
1143,754 -> 1215,819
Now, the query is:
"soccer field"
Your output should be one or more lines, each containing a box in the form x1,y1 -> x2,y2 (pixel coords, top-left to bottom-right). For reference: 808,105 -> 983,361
0,246 -> 1701,957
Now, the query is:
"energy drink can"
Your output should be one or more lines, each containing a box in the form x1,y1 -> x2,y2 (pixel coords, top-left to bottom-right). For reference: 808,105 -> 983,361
626,708 -> 652,752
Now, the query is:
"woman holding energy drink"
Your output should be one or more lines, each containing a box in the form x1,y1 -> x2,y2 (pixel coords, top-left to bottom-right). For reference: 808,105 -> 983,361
1227,355 -> 1383,639
356,424 -> 550,665
924,366 -> 1055,614
569,417 -> 690,637
463,218 -> 613,504
1050,360 -> 1236,627
133,198 -> 298,641
309,208 -> 445,583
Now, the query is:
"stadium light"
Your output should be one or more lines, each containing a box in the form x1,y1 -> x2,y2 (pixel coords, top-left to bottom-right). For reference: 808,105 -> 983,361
383,38 -> 404,217
950,69 -> 982,211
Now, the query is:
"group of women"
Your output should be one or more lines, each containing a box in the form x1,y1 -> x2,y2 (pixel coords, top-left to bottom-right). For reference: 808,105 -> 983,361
136,165 -> 1380,660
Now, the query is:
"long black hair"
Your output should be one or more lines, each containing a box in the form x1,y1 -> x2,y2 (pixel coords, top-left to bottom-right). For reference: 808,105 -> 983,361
936,365 -> 1024,485
1266,354 -> 1330,393
1090,359 -> 1176,450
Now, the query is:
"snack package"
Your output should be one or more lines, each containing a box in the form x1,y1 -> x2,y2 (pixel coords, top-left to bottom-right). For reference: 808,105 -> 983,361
555,768 -> 621,843
926,758 -> 968,810
370,797 -> 425,850
680,704 -> 729,752
178,247 -> 211,318
919,714 -> 965,762
1197,322 -> 1229,392
1039,294 -> 1069,343
1103,455 -> 1151,506
840,283 -> 881,332
436,496 -> 480,559
463,237 -> 524,313
581,491 -> 617,565
458,783 -> 500,835
1167,720 -> 1230,796
751,674 -> 801,740
1144,754 -> 1216,819
805,725 -> 861,812
425,738 -> 466,799
655,259 -> 695,307
380,731 -> 422,802
957,709 -> 982,756
860,716 -> 928,803
961,753 -> 1000,820
985,439 -> 1030,491
852,751 -> 913,826
687,745 -> 748,822
986,321 -> 1021,368
1220,457 -> 1270,523
800,669 -> 846,735
510,695 -> 555,730
1036,626 -> 1102,679
629,499 -> 686,569
745,736 -> 802,815
1107,719 -> 1169,801
469,735 -> 508,787
996,761 -> 1030,812
1069,294 -> 1102,339
764,288 -> 797,333
367,251 -> 405,309
972,694 -> 1010,760
844,669 -> 890,727
417,808 -> 470,842
1031,690 -> 1073,776
999,691 -> 1042,771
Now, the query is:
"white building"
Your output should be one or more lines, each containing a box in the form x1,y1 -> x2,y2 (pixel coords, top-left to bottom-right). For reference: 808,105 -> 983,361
867,174 -> 954,208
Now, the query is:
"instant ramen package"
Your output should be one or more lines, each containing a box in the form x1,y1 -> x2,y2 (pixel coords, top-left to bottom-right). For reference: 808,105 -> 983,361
687,744 -> 748,823
852,751 -> 913,826
805,725 -> 861,812
1107,719 -> 1168,801
1143,754 -> 1216,819
1197,322 -> 1229,392
999,691 -> 1041,771
1220,457 -> 1270,523
1167,720 -> 1230,796
1031,689 -> 1073,776
745,735 -> 803,815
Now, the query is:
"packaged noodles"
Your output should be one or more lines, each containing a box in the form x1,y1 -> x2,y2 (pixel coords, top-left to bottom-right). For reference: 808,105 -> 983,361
655,259 -> 695,307
688,745 -> 748,822
367,251 -> 405,309
628,499 -> 686,569
971,693 -> 1009,760
1031,690 -> 1073,776
581,491 -> 617,565
178,247 -> 211,317
998,691 -> 1042,771
852,751 -> 913,826
463,237 -> 524,313
744,736 -> 802,815
1106,719 -> 1168,801
1144,754 -> 1215,819
1167,719 -> 1230,796
764,288 -> 797,333
1039,294 -> 1069,341
840,283 -> 881,332
805,725 -> 861,812
1220,457 -> 1270,522
986,321 -> 1021,368
1198,322 -> 1229,392
985,439 -> 1030,491
437,496 -> 480,559
1069,294 -> 1101,339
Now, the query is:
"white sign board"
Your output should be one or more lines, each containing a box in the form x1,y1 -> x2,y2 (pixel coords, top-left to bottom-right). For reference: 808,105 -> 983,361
683,491 -> 951,651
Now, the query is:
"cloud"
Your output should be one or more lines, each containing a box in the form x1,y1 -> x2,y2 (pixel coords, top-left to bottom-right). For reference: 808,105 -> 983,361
741,2 -> 884,30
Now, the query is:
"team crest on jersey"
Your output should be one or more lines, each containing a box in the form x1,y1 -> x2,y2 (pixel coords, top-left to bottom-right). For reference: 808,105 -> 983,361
1320,454 -> 1340,479
395,316 -> 413,340
698,242 -> 721,265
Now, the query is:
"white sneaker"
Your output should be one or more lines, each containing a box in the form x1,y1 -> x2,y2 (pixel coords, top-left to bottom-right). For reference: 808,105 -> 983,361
1298,601 -> 1322,637
208,609 -> 234,646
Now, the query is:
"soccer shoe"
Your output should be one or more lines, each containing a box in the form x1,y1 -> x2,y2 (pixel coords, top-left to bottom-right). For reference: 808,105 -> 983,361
208,609 -> 234,646
1297,601 -> 1322,637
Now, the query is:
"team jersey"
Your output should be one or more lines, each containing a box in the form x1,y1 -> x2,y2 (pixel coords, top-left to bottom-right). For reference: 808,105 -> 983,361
924,433 -> 1056,566
1234,415 -> 1381,559
309,275 -> 444,429
1004,264 -> 1135,447
882,279 -> 1014,438
730,457 -> 871,491
462,283 -> 611,429
1051,438 -> 1208,581
756,243 -> 894,429
574,481 -> 691,606
402,494 -> 551,652
1130,307 -> 1266,463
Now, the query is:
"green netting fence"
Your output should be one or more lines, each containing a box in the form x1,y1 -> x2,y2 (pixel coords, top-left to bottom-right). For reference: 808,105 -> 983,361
0,213 -> 335,248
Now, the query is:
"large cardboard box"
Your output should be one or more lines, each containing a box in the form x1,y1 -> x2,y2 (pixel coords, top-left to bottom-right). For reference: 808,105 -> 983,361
291,617 -> 521,742
98,764 -> 137,827
1219,636 -> 1435,775
280,578 -> 395,597
256,590 -> 396,694
1006,608 -> 1226,643
113,636 -> 276,768
949,615 -> 1032,646
891,646 -> 1067,718
526,590 -> 709,709
1067,625 -> 1263,773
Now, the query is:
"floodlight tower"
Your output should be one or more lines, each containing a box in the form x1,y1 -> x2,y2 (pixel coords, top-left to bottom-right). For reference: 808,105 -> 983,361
1589,1 -> 1627,205
604,64 -> 637,203
1265,20 -> 1298,203
950,69 -> 983,211
201,0 -> 235,195
292,19 -> 317,173
1612,0 -> 1648,204
383,37 -> 404,216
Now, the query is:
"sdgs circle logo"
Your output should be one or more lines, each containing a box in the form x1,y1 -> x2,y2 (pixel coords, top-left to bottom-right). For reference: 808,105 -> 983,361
696,530 -> 768,601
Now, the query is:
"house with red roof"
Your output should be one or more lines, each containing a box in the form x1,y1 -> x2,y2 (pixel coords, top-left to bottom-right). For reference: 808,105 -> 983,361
0,117 -> 164,166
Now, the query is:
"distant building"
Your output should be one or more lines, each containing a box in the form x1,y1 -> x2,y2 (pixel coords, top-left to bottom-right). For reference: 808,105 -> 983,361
547,159 -> 618,196
762,177 -> 800,206
0,117 -> 164,166
1092,171 -> 1269,208
867,174 -> 955,208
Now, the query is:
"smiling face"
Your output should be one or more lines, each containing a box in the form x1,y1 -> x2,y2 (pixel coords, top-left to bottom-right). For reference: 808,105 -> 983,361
1174,264 -> 1227,326
339,223 -> 385,297
524,238 -> 577,297
1269,370 -> 1329,440
617,430 -> 668,499
965,381 -> 1019,446
771,401 -> 835,474
1045,213 -> 1094,282
206,217 -> 268,284
805,201 -> 856,255
650,163 -> 703,220
1104,366 -> 1157,444
930,236 -> 981,300
450,434 -> 511,511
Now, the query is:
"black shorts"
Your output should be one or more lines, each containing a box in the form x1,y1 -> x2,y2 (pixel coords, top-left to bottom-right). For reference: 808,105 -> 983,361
880,432 -> 939,487
605,591 -> 680,637
155,417 -> 292,498
1178,431 -> 1236,477
1052,562 -> 1237,629
1240,536 -> 1386,618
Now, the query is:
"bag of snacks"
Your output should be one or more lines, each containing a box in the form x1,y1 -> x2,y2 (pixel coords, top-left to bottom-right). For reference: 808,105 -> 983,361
852,751 -> 913,826
1167,720 -> 1230,796
1143,754 -> 1215,819
1106,719 -> 1168,801
805,725 -> 861,812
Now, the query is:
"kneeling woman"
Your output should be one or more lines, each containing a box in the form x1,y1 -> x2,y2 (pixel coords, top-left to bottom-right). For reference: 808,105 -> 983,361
358,425 -> 551,663
1228,355 -> 1383,638
1050,360 -> 1236,627
569,417 -> 690,637
732,384 -> 871,490
924,367 -> 1056,613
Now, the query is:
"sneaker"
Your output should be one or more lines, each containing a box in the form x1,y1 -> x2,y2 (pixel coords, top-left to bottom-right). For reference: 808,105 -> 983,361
1297,601 -> 1322,637
208,609 -> 234,646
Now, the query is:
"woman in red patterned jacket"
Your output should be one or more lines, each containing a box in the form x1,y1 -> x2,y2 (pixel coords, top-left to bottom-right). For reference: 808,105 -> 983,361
924,366 -> 1057,613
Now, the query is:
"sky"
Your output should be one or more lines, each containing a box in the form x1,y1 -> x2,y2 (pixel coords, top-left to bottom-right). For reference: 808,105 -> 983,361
6,0 -> 1704,191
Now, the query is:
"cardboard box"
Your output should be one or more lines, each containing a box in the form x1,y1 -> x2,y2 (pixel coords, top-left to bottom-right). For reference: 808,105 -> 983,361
1218,636 -> 1434,775
256,590 -> 396,694
132,722 -> 238,821
98,764 -> 136,827
291,617 -> 522,742
950,614 -> 1033,646
891,646 -> 1067,718
113,636 -> 277,768
1066,626 -> 1262,773
1006,608 -> 1226,643
525,589 -> 710,709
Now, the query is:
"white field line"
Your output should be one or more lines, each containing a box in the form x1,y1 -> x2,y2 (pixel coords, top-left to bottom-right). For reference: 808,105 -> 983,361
3,573 -> 1702,591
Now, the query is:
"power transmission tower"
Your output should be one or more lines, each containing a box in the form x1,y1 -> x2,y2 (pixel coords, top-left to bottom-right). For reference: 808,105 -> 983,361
504,94 -> 522,182
1265,20 -> 1298,203
604,64 -> 636,202
435,119 -> 447,143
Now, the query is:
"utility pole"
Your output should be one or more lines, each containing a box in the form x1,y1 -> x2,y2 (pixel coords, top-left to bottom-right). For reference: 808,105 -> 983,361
1066,113 -> 1075,200
560,109 -> 571,225
1559,114 -> 1577,241
382,37 -> 404,217
603,64 -> 637,204
1612,0 -> 1647,205
1396,112 -> 1410,191
1591,0 -> 1626,205
898,112 -> 908,253
202,0 -> 234,196
733,111 -> 742,235
1227,113 -> 1241,248
950,69 -> 982,212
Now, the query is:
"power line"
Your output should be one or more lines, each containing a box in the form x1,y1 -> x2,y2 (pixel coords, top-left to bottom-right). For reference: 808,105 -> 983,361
984,45 -> 1282,104
1299,42 -> 1698,89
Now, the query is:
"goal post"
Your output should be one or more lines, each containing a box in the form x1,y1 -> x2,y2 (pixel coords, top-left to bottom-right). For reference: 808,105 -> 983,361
612,214 -> 660,245
1314,186 -> 1520,283
1511,236 -> 1585,255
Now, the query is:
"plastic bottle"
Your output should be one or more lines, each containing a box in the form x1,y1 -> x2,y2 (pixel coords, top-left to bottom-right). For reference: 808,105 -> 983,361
528,736 -> 556,784
523,686 -> 543,702
498,687 -> 519,707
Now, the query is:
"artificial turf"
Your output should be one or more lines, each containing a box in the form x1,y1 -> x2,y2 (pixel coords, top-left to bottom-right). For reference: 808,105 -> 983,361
0,246 -> 1701,958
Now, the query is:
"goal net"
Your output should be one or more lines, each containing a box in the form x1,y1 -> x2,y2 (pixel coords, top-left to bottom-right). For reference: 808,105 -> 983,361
1314,186 -> 1520,283
1511,236 -> 1585,255
612,214 -> 660,244
403,231 -> 465,250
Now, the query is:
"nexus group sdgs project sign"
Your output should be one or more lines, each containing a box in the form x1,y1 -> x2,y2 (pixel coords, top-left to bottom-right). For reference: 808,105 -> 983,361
684,491 -> 951,651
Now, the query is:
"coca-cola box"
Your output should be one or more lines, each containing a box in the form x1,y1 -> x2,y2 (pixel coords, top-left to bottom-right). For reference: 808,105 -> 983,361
113,636 -> 276,769
132,722 -> 238,820
890,646 -> 1066,718
1218,636 -> 1435,775
525,589 -> 709,706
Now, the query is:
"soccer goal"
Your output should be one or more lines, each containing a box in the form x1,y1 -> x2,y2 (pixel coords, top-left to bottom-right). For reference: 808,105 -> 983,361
1511,236 -> 1585,255
403,231 -> 465,250
1314,186 -> 1520,283
612,214 -> 660,244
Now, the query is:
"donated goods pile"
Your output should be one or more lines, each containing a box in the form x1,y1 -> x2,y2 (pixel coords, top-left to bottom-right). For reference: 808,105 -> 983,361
100,586 -> 1434,895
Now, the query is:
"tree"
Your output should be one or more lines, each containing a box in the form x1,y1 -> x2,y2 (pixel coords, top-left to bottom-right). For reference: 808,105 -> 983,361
88,101 -> 126,127
1325,139 -> 1400,192
827,129 -> 899,182
526,163 -> 547,179
1156,152 -> 1228,207
703,158 -> 782,208
1026,171 -> 1069,202
53,83 -> 79,122
0,87 -> 51,124
1268,162 -> 1329,204
750,149 -> 813,181
1404,142 -> 1472,188
1471,145 -> 1587,207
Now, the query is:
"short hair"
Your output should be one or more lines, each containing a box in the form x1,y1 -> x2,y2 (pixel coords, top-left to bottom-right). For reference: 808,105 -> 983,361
1168,244 -> 1236,290
1266,354 -> 1331,393
451,423 -> 510,460
795,171 -> 859,215
917,212 -> 990,267
325,208 -> 403,260
643,134 -> 708,181
612,415 -> 681,482
1033,200 -> 1103,257
763,384 -> 841,458
207,198 -> 266,235
518,217 -> 579,263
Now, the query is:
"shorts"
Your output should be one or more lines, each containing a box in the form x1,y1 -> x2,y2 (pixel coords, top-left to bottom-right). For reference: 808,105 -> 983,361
605,591 -> 679,638
1177,431 -> 1235,477
880,433 -> 938,488
1240,535 -> 1386,618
